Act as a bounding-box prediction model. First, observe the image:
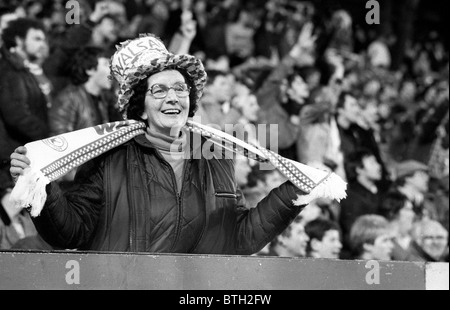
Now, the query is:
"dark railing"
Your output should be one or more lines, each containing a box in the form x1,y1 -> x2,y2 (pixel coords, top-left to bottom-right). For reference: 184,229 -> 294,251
0,251 -> 448,290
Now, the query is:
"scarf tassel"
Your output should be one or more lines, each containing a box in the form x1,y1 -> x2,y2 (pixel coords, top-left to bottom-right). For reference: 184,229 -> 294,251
10,167 -> 50,217
293,172 -> 347,206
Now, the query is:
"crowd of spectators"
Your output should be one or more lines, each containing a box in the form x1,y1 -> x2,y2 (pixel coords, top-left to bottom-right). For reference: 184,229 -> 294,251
0,0 -> 448,263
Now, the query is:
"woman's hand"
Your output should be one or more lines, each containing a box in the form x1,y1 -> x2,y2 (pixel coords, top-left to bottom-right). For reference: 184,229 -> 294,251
10,147 -> 31,184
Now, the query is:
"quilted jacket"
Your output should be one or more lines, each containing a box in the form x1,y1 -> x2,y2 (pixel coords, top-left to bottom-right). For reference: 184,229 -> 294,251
33,134 -> 305,254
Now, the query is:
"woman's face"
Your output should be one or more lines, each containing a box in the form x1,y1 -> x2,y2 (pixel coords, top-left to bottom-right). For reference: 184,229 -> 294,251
144,70 -> 190,136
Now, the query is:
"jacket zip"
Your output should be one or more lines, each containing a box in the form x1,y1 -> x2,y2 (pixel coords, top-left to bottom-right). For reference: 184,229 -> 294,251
127,147 -> 135,251
154,150 -> 190,252
171,161 -> 190,251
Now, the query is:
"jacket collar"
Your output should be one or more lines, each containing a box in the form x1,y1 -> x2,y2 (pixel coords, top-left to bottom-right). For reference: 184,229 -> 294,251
0,47 -> 27,71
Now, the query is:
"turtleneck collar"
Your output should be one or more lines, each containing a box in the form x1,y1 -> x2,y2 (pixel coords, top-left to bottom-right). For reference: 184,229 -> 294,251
144,127 -> 187,153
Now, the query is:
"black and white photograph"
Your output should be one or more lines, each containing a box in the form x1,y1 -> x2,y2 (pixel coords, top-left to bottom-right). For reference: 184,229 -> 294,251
0,0 -> 448,292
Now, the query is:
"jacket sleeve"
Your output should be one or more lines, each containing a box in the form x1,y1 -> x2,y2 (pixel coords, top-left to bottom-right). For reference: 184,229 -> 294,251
31,157 -> 105,249
256,56 -> 299,149
48,90 -> 78,136
0,73 -> 49,141
235,181 -> 306,255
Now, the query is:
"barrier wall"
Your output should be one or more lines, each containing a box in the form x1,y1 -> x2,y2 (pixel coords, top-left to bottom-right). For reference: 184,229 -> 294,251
0,251 -> 448,290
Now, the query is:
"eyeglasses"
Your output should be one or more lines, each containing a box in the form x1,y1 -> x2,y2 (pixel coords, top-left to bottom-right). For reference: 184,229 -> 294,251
147,83 -> 191,99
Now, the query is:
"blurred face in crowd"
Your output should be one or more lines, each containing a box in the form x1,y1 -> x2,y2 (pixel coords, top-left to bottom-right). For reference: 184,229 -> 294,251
97,17 -> 119,43
311,229 -> 342,259
287,75 -> 309,105
363,102 -> 380,129
209,74 -> 233,103
417,223 -> 448,261
363,80 -> 381,98
235,156 -> 252,187
396,200 -> 415,235
16,28 -> 48,62
405,170 -> 430,194
364,232 -> 394,261
377,102 -> 391,120
144,70 -> 190,136
278,222 -> 310,257
88,57 -> 113,90
357,155 -> 382,182
305,71 -> 321,90
399,81 -> 416,103
424,82 -> 449,107
379,85 -> 398,103
341,73 -> 358,92
241,94 -> 260,122
339,95 -> 361,124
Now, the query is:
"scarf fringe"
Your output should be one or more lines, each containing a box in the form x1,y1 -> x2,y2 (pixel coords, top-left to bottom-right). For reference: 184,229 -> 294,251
292,172 -> 347,206
10,168 -> 50,217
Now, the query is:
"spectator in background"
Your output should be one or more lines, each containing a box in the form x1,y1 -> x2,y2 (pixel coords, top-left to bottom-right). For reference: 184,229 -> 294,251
339,149 -> 383,257
379,191 -> 417,261
393,160 -> 433,219
262,216 -> 310,258
327,10 -> 354,55
296,88 -> 335,166
367,33 -> 394,69
44,1 -> 122,94
305,218 -> 342,259
196,69 -> 240,128
225,4 -> 258,67
47,46 -> 118,190
0,18 -> 50,216
336,92 -> 389,191
230,90 -> 260,145
409,219 -> 448,262
350,215 -> 394,261
136,0 -> 170,40
257,23 -> 315,160
48,47 -> 116,136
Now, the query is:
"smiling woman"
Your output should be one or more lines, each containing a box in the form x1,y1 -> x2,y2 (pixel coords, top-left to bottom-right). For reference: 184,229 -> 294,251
7,34 -> 347,255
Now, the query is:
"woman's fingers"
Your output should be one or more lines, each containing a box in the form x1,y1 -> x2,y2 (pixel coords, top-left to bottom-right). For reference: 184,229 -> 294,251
10,150 -> 31,166
14,146 -> 28,155
10,166 -> 25,177
10,158 -> 31,170
10,147 -> 30,183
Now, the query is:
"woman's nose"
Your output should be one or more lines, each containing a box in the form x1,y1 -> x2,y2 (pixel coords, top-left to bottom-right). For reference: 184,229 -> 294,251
166,89 -> 179,103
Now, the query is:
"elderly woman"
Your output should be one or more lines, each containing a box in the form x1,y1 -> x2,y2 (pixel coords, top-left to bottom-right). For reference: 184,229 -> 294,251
10,35 -> 307,254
